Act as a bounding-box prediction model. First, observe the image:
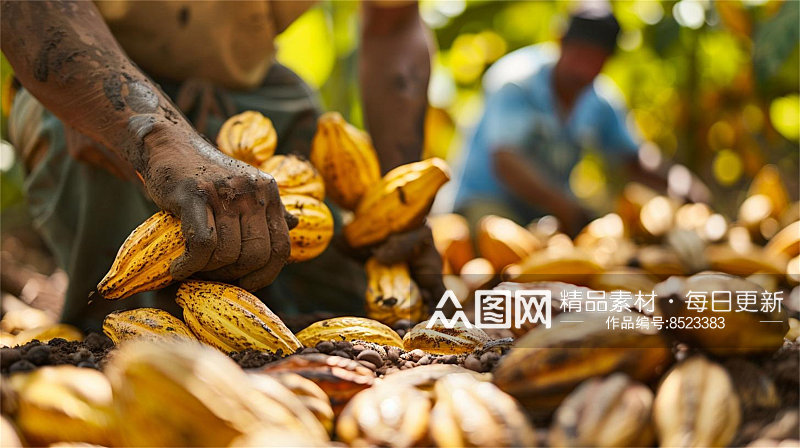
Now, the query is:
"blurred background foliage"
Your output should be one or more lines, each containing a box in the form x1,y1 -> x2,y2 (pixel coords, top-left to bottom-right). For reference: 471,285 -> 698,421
278,0 -> 799,217
1,0 -> 798,220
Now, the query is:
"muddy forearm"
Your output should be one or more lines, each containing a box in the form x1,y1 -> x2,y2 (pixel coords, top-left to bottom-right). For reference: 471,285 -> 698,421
359,3 -> 431,173
0,0 -> 192,175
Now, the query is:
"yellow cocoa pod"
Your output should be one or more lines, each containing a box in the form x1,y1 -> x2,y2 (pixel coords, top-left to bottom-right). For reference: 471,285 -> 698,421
429,373 -> 537,447
260,154 -> 325,201
102,308 -> 196,345
257,372 -> 335,435
493,312 -> 672,416
216,111 -> 277,167
310,111 -> 381,210
13,366 -> 117,446
13,323 -> 82,345
402,320 -> 491,355
477,215 -> 542,271
549,373 -> 655,447
504,246 -> 604,285
175,280 -> 302,355
344,158 -> 451,248
296,317 -> 403,348
654,273 -> 788,356
106,339 -> 327,447
429,213 -> 474,274
704,244 -> 787,276
97,211 -> 183,300
365,258 -> 425,326
258,353 -> 376,416
653,356 -> 741,448
337,381 -> 432,447
282,194 -> 334,262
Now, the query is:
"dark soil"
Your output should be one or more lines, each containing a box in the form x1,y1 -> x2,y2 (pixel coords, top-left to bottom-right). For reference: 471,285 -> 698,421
0,333 -> 113,374
227,338 -> 508,375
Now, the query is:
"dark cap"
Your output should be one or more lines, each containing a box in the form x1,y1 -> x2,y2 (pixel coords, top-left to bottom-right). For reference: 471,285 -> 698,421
562,9 -> 621,52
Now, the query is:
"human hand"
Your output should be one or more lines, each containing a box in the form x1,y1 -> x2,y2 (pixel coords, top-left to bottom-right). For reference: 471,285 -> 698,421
141,127 -> 295,291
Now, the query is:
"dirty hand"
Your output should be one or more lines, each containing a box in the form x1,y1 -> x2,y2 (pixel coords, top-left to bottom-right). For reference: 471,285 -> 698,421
370,225 -> 446,309
141,127 -> 295,291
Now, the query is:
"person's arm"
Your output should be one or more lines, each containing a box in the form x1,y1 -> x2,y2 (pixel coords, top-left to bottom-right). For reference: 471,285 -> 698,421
493,147 -> 589,235
359,1 -> 431,173
625,145 -> 711,204
1,1 -> 292,291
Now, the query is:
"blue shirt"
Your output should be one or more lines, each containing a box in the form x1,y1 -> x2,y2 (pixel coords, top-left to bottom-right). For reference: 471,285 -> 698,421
453,44 -> 639,222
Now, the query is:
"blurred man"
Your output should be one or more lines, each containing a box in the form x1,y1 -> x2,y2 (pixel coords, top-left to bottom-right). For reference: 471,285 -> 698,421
453,8 -> 707,235
2,1 -> 442,330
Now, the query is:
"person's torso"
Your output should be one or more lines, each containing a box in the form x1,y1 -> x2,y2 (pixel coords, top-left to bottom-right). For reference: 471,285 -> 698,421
95,0 -> 315,90
455,45 -> 612,212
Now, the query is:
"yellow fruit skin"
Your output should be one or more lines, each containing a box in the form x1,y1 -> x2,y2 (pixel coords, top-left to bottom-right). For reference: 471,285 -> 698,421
102,308 -> 196,345
216,111 -> 277,167
402,320 -> 490,355
337,381 -> 432,447
281,194 -> 334,262
97,211 -> 183,300
549,373 -> 655,448
296,316 -> 403,348
653,356 -> 741,448
260,154 -> 326,201
430,373 -> 537,448
99,195 -> 332,299
13,366 -> 117,446
311,111 -> 381,211
12,324 -> 82,345
765,220 -> 800,259
429,213 -> 475,274
105,339 -> 327,447
493,313 -> 672,416
175,280 -> 302,355
344,158 -> 451,248
654,273 -> 788,356
259,372 -> 335,435
478,215 -> 542,270
365,258 -> 425,326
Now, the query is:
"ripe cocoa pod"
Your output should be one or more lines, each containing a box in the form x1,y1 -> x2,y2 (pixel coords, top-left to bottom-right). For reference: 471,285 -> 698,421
97,211 -> 183,299
429,373 -> 537,447
429,213 -> 474,274
381,364 -> 491,391
106,339 -> 327,447
310,111 -> 381,210
12,365 -> 117,446
256,353 -> 375,415
653,356 -> 741,447
260,154 -> 325,201
0,416 -> 22,448
260,372 -> 335,434
216,111 -> 277,167
655,273 -> 789,356
402,320 -> 491,355
13,323 -> 82,345
493,281 -> 592,337
243,372 -> 329,440
493,312 -> 672,416
175,280 -> 302,355
504,247 -> 604,285
477,215 -> 542,271
365,258 -> 425,326
281,194 -> 334,262
337,381 -> 432,447
705,245 -> 787,276
344,158 -> 451,248
295,316 -> 403,348
102,308 -> 196,344
549,373 -> 655,447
